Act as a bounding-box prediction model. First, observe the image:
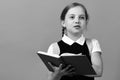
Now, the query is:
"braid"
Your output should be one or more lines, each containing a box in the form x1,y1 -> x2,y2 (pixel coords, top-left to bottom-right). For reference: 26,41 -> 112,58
62,27 -> 65,37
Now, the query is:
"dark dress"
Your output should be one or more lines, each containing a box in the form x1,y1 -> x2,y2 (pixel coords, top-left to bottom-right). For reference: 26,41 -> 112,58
57,40 -> 94,80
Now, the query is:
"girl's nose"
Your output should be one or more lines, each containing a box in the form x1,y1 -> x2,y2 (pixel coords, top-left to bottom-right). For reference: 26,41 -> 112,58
75,21 -> 80,24
75,18 -> 80,24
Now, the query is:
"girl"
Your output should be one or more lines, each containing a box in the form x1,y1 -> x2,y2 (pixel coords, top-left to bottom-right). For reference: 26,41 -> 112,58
47,2 -> 103,80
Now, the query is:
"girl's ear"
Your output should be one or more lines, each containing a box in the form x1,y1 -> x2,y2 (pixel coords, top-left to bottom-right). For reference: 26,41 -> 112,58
86,19 -> 89,24
61,20 -> 66,27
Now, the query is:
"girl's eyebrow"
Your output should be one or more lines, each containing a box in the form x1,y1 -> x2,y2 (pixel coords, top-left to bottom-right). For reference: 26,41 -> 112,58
68,14 -> 75,16
68,14 -> 85,16
80,14 -> 85,17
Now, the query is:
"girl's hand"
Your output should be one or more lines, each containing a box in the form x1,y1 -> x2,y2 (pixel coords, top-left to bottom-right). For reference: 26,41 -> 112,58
48,62 -> 75,80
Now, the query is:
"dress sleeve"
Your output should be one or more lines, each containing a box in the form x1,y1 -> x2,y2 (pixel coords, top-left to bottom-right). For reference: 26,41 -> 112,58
47,42 -> 60,55
91,39 -> 102,54
47,43 -> 54,54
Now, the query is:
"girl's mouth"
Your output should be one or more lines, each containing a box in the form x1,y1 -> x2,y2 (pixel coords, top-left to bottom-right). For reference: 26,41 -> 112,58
74,25 -> 81,29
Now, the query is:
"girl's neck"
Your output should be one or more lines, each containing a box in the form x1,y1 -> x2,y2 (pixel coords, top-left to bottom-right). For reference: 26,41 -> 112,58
66,32 -> 82,41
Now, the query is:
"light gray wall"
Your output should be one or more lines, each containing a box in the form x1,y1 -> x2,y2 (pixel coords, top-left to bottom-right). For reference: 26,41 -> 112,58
0,0 -> 120,80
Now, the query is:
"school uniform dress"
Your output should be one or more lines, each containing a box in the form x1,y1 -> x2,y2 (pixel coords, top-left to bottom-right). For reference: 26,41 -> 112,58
48,34 -> 102,80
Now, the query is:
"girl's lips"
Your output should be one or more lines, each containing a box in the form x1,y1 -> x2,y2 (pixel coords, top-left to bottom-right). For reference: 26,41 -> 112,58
74,25 -> 81,28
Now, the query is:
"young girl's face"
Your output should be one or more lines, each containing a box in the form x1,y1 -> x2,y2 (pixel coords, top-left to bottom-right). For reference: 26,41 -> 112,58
62,6 -> 87,35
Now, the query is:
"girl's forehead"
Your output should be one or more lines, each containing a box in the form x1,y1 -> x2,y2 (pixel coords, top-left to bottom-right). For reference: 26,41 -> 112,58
66,6 -> 85,15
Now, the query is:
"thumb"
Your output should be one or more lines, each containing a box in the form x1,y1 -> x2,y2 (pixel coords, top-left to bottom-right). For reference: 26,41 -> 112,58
48,62 -> 55,70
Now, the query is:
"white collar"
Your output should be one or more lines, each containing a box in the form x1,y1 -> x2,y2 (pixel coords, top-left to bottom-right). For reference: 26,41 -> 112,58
62,34 -> 85,45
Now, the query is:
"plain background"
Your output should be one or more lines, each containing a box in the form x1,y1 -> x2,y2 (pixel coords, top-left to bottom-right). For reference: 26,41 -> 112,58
0,0 -> 120,80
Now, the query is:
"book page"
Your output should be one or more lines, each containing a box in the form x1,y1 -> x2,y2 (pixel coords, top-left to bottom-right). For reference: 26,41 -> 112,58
60,53 -> 82,56
37,51 -> 60,58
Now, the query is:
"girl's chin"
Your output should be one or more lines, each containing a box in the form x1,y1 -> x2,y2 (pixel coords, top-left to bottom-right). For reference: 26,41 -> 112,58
73,29 -> 82,33
70,31 -> 83,35
67,29 -> 83,35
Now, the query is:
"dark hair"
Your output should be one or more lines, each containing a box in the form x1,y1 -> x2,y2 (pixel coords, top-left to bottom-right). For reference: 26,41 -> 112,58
60,2 -> 89,36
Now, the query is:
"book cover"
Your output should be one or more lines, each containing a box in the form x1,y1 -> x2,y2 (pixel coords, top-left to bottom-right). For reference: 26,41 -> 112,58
37,51 -> 96,75
37,51 -> 62,72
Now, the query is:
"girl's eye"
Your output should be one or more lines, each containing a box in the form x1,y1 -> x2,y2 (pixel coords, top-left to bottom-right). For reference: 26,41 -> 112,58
79,16 -> 85,20
70,16 -> 75,19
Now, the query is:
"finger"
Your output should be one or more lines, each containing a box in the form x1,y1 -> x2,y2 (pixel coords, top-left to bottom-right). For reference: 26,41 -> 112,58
59,64 -> 63,70
48,62 -> 55,68
67,67 -> 75,73
62,65 -> 72,72
64,67 -> 75,75
63,70 -> 76,76
64,67 -> 76,76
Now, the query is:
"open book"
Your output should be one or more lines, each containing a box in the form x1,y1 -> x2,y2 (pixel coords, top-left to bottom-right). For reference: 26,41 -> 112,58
37,51 -> 96,75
